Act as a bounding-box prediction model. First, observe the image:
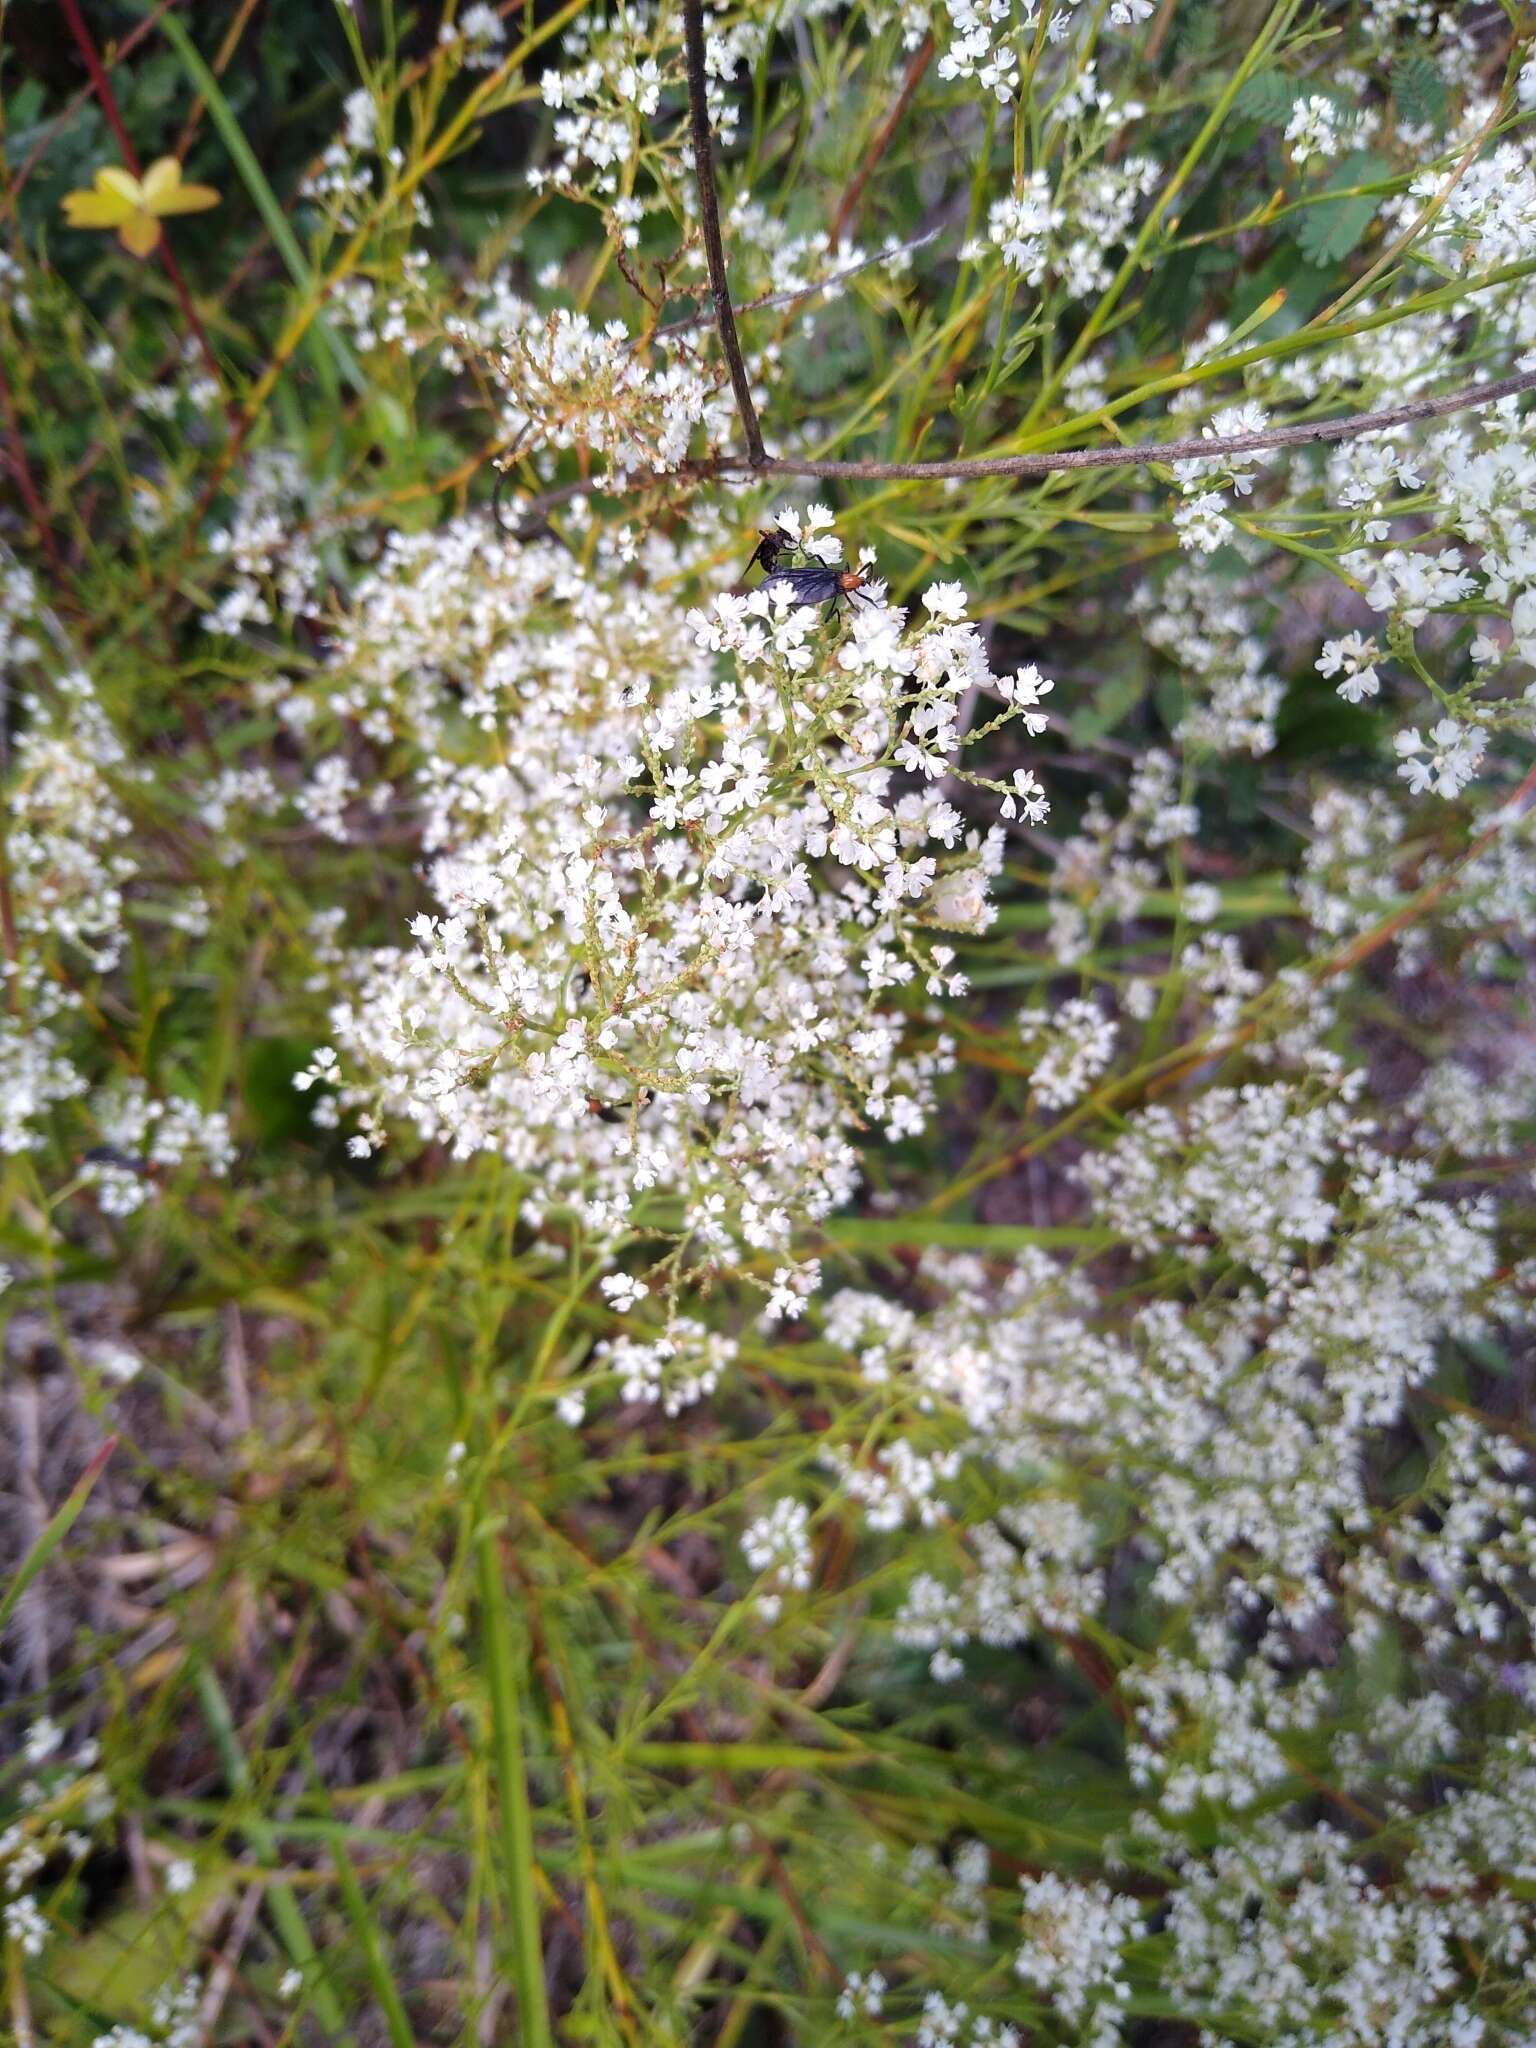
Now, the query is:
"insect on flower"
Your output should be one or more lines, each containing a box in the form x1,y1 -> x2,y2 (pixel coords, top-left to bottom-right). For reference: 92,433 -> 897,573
740,531 -> 880,615
742,530 -> 791,578
761,563 -> 879,614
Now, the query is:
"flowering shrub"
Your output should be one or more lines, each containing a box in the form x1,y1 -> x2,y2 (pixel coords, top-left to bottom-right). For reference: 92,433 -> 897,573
2,1 -> 1535,2043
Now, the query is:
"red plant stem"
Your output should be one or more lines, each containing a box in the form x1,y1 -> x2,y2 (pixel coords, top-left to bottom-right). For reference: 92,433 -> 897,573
0,358 -> 68,585
830,32 -> 935,248
57,0 -> 240,433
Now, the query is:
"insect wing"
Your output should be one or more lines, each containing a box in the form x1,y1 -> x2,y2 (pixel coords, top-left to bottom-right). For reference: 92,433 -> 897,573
764,566 -> 840,606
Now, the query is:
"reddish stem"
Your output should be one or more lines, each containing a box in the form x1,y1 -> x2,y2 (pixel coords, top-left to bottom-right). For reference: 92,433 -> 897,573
0,358 -> 68,584
830,31 -> 935,248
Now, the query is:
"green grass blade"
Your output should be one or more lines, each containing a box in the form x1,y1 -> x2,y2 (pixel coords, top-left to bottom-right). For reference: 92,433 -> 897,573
0,1436 -> 116,1636
821,1218 -> 1111,1252
332,1840 -> 417,2048
476,1521 -> 553,2048
193,1665 -> 352,2040
154,11 -> 366,398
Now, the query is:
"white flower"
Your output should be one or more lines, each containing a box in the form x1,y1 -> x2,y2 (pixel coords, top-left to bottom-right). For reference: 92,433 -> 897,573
1285,94 -> 1344,164
1019,998 -> 1118,1109
292,1047 -> 339,1092
1001,768 -> 1049,824
23,1718 -> 63,1766
1316,632 -> 1381,704
90,1340 -> 143,1385
742,1498 -> 814,1595
1394,718 -> 1488,800
836,1970 -> 887,2020
923,867 -> 995,933
922,580 -> 970,622
1173,490 -> 1234,555
600,1272 -> 646,1312
4,1895 -> 48,1956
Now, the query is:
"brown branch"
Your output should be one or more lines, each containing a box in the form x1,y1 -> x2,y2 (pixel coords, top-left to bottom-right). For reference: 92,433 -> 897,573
741,363 -> 1536,481
830,31 -> 935,248
57,0 -> 239,434
680,0 -> 765,465
500,363 -> 1536,532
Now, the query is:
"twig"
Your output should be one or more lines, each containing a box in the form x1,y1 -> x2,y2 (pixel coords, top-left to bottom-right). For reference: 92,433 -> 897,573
680,0 -> 765,465
740,363 -> 1536,480
830,32 -> 935,247
499,363 -> 1536,531
222,1304 -> 252,1436
57,0 -> 238,434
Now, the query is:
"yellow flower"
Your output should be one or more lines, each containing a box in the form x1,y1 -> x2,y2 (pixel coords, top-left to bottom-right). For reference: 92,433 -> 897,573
62,157 -> 219,258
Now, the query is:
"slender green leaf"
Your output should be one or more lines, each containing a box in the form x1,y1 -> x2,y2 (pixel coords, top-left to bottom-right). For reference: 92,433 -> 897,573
0,1437 -> 115,1636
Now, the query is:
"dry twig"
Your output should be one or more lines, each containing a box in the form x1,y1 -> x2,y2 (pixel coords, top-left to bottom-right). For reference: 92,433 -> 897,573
502,363 -> 1536,534
680,0 -> 765,466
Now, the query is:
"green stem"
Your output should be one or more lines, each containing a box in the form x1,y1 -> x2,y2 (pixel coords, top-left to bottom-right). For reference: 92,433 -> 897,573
476,1520 -> 553,2048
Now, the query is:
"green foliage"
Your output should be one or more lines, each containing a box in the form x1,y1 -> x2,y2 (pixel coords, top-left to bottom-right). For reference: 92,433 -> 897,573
1293,149 -> 1391,267
1392,50 -> 1450,135
1232,68 -> 1295,126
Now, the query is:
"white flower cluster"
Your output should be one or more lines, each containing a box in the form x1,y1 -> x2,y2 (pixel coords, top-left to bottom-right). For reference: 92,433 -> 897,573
972,155 -> 1158,301
7,666 -> 139,973
1002,1744 -> 1536,2044
1016,996 -> 1117,1108
1045,746 -> 1195,965
1135,562 -> 1284,758
1,1722 -> 111,1970
1160,1799 -> 1533,2045
478,303 -> 741,485
0,660 -> 236,1201
782,1040 -> 1528,2029
801,1061 -> 1508,1663
1171,400 -> 1270,556
440,2 -> 506,70
296,514 -> 1049,1392
1015,1873 -> 1141,2035
915,1993 -> 1020,2047
934,0 -> 1154,106
741,1496 -> 814,1620
1408,134 -> 1536,281
203,450 -> 326,639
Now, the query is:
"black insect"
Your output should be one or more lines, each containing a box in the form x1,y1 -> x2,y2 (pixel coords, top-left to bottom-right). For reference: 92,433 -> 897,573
739,528 -> 881,614
742,530 -> 791,578
761,563 -> 878,614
